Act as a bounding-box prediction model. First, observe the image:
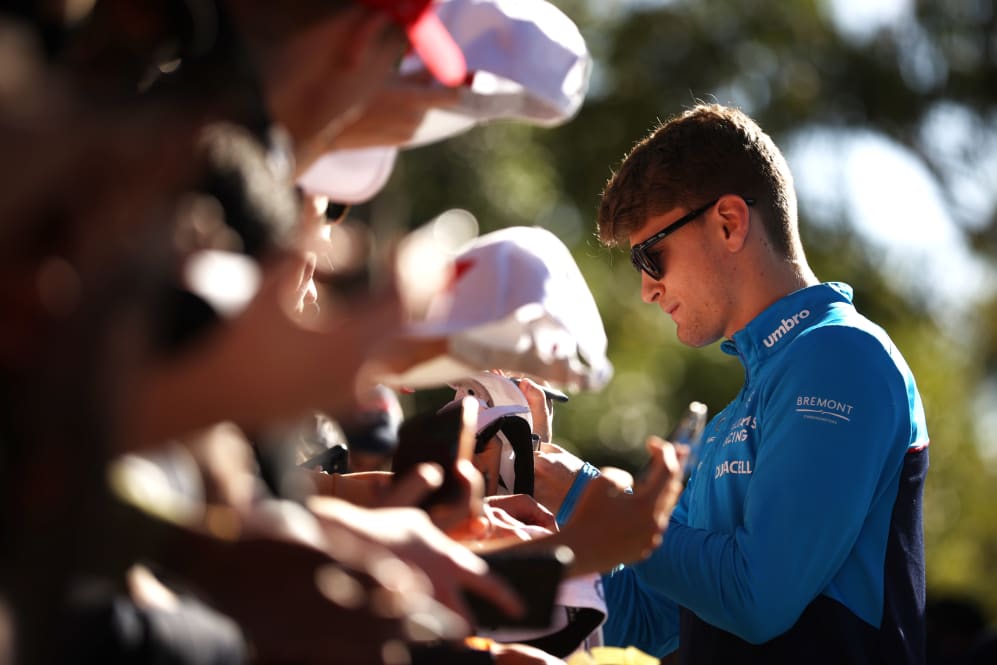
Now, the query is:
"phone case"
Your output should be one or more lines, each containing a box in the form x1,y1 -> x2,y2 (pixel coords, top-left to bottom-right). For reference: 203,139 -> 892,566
465,547 -> 572,629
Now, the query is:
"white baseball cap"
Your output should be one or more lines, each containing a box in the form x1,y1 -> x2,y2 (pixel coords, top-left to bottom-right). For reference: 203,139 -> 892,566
381,226 -> 613,391
295,146 -> 398,206
438,371 -> 533,496
447,371 -> 534,432
401,0 -> 591,147
298,0 -> 590,202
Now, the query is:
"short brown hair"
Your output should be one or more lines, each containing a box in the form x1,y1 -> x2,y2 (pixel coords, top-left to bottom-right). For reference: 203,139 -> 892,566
597,104 -> 798,256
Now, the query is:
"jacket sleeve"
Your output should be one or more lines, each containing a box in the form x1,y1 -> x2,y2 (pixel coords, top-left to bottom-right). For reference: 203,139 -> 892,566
601,564 -> 680,657
631,327 -> 912,643
558,465 -> 683,655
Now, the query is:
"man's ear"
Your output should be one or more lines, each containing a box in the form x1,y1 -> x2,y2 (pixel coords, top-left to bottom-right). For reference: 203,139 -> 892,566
716,195 -> 751,252
341,9 -> 394,70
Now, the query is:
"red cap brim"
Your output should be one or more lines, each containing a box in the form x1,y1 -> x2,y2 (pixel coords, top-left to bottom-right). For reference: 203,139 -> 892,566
406,9 -> 466,87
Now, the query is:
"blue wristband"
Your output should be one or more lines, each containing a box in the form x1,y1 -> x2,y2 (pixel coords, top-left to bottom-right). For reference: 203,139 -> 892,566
555,462 -> 601,527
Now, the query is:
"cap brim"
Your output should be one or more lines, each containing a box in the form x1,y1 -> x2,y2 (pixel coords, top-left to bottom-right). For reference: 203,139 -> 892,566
297,147 -> 398,204
437,400 -> 529,433
407,9 -> 467,87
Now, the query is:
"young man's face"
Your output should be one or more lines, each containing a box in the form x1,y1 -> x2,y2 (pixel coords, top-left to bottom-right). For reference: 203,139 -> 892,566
629,203 -> 733,348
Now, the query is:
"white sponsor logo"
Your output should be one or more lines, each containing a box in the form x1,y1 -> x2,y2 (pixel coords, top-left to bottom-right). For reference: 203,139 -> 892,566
723,415 -> 757,446
795,395 -> 854,423
762,309 -> 810,348
715,459 -> 753,479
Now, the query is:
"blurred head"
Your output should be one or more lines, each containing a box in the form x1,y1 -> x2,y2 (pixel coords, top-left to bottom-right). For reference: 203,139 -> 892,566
341,384 -> 403,472
228,0 -> 464,166
228,1 -> 401,149
597,103 -> 800,260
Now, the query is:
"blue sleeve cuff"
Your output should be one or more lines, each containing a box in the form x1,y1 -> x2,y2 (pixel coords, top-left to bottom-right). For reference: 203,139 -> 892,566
601,565 -> 680,656
555,462 -> 601,527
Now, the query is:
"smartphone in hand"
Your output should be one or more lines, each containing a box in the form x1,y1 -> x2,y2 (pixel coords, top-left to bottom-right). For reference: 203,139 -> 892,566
464,547 -> 573,629
390,398 -> 478,509
671,400 -> 708,476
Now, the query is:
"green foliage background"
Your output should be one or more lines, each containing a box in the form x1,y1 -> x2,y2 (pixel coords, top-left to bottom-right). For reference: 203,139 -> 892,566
374,0 -> 997,623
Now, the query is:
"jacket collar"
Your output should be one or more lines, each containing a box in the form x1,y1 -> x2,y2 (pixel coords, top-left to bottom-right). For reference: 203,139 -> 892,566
721,282 -> 854,368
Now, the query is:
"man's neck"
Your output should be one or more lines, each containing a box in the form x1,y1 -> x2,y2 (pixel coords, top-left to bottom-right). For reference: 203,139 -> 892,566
724,255 -> 818,339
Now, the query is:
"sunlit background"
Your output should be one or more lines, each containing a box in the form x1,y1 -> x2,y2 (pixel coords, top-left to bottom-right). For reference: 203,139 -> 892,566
372,0 -> 997,625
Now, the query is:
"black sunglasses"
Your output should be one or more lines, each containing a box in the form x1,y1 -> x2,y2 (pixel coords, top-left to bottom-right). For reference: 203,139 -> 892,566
630,196 -> 755,280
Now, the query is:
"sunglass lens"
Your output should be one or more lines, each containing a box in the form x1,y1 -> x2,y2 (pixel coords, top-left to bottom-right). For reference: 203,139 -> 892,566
631,248 -> 661,280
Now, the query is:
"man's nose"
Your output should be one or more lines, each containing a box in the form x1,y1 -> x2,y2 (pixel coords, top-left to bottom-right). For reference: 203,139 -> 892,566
640,271 -> 662,304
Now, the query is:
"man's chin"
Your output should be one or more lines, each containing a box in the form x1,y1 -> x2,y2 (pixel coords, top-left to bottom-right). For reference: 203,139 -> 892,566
675,327 -> 715,349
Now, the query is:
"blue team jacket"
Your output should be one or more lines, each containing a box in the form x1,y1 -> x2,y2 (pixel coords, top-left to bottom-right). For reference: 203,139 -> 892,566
560,283 -> 929,664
